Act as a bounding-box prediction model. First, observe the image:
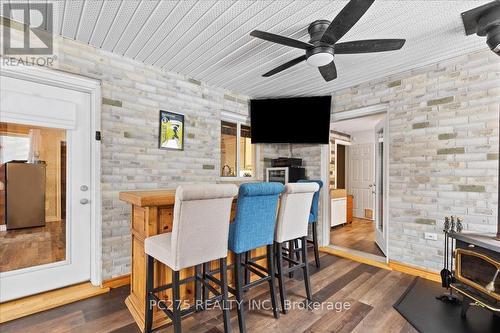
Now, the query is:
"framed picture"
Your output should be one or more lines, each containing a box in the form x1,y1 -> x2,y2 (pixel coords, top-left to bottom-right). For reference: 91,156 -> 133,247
158,110 -> 184,150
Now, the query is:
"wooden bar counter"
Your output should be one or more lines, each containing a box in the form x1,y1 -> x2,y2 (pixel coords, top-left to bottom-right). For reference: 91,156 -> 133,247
119,188 -> 266,331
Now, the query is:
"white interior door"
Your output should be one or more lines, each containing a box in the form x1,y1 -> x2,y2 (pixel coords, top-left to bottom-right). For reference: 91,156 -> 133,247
0,75 -> 92,302
374,117 -> 388,256
347,143 -> 374,218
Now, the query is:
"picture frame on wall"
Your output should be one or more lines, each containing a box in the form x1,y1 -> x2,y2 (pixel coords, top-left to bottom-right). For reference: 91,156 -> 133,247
158,110 -> 184,151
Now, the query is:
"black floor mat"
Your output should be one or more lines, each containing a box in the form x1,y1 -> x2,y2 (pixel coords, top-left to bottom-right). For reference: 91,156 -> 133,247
394,278 -> 500,333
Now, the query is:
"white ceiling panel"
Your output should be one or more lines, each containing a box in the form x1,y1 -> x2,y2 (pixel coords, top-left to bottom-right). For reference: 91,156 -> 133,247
11,0 -> 494,97
75,0 -> 104,43
135,0 -> 196,62
60,0 -> 84,39
123,0 -> 177,59
100,0 -> 140,51
88,0 -> 122,47
156,1 -> 236,69
112,0 -> 159,54
146,1 -> 217,66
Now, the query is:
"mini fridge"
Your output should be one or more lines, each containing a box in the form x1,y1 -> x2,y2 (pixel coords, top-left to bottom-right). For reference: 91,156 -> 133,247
0,161 -> 46,230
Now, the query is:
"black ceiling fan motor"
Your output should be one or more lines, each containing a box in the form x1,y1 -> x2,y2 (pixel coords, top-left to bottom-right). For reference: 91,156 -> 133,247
462,1 -> 500,56
308,20 -> 331,44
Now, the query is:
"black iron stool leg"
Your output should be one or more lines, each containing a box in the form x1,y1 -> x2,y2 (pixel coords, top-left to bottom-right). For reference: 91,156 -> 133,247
234,253 -> 247,333
144,255 -> 154,333
312,222 -> 320,268
288,240 -> 295,278
172,270 -> 182,333
266,244 -> 280,318
219,257 -> 232,333
301,236 -> 313,304
294,239 -> 301,261
202,262 -> 210,304
244,251 -> 251,287
275,242 -> 287,314
194,264 -> 202,312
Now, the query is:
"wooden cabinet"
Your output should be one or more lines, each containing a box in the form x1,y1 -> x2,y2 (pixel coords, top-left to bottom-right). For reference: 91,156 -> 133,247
119,189 -> 266,332
347,195 -> 353,224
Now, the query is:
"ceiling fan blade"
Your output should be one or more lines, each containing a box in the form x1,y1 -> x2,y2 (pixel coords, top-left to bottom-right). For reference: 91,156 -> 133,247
250,30 -> 312,50
335,39 -> 406,53
262,55 -> 307,77
319,61 -> 337,82
321,0 -> 375,45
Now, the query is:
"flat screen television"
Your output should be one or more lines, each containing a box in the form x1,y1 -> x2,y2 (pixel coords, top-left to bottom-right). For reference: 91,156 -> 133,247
250,96 -> 331,144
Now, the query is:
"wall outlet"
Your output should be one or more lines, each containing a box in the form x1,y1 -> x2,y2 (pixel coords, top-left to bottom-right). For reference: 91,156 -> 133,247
424,232 -> 438,241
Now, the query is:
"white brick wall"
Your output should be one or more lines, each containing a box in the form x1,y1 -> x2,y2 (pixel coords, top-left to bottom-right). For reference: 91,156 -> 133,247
331,49 -> 499,271
1,29 -> 323,278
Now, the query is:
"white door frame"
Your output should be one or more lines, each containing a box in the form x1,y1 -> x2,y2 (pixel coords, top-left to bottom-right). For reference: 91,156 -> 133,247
321,105 -> 389,260
0,65 -> 102,286
374,116 -> 389,256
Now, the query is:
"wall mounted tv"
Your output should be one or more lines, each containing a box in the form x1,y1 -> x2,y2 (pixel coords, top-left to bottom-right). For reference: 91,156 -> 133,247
250,96 -> 331,144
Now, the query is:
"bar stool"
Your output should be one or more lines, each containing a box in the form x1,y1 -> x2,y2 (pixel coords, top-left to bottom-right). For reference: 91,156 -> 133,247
227,182 -> 284,333
298,179 -> 323,268
274,182 -> 319,314
144,184 -> 238,333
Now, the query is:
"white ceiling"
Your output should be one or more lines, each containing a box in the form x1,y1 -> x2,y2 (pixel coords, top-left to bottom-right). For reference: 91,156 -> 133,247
2,1 -> 491,97
331,112 -> 386,134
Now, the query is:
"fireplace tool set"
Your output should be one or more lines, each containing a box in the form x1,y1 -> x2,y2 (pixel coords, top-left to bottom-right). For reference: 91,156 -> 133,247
436,216 -> 462,304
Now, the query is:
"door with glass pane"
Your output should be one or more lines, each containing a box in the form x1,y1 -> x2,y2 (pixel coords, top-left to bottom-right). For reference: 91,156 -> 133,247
374,117 -> 388,255
0,74 -> 91,302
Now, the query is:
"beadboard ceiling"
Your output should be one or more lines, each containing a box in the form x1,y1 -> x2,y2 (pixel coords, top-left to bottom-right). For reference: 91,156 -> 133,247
2,0 -> 492,97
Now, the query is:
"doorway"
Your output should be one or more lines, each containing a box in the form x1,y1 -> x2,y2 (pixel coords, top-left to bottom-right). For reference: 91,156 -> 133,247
0,66 -> 101,302
328,112 -> 388,260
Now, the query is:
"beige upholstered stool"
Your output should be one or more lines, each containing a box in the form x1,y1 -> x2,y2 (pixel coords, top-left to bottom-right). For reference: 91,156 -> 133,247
274,182 -> 319,314
144,184 -> 238,333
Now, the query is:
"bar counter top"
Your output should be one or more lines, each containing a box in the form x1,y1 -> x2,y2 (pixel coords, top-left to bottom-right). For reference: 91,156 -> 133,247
119,189 -> 176,207
119,188 -> 262,332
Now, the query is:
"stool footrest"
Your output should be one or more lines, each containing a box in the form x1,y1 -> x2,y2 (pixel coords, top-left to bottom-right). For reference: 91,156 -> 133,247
152,275 -> 196,293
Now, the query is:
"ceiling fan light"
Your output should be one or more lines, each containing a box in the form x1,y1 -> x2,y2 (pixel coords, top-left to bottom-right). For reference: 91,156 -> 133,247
306,52 -> 334,67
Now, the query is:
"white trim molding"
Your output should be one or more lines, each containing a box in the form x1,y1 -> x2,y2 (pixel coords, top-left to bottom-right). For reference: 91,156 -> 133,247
0,64 -> 103,286
332,104 -> 388,122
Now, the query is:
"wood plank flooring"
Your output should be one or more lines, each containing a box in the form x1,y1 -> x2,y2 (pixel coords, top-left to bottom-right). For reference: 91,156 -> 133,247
0,220 -> 66,272
330,218 -> 385,257
0,253 -> 418,333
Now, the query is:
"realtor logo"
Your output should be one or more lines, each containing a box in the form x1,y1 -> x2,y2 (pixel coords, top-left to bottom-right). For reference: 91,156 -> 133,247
2,2 -> 53,55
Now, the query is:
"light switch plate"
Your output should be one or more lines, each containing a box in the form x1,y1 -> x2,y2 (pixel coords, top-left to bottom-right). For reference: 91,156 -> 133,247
424,232 -> 438,241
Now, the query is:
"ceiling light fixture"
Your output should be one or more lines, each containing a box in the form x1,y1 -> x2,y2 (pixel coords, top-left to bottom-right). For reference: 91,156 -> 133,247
306,52 -> 334,67
306,46 -> 334,67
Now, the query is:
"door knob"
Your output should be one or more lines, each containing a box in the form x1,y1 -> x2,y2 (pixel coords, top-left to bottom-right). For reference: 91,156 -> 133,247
80,198 -> 89,205
80,185 -> 89,191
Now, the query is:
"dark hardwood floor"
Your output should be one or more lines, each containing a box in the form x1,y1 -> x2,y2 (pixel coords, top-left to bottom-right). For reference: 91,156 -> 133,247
330,218 -> 385,257
0,220 -> 66,272
0,253 -> 418,333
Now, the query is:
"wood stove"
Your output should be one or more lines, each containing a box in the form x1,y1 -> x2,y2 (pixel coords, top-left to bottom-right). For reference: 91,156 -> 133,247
448,232 -> 500,317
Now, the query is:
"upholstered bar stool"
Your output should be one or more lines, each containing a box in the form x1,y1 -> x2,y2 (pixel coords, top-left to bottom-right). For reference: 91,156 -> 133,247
298,179 -> 323,268
144,184 -> 238,333
227,182 -> 284,333
274,182 -> 319,314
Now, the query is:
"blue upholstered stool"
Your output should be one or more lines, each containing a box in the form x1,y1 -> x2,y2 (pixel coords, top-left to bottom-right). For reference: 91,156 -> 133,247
227,182 -> 284,333
298,179 -> 323,268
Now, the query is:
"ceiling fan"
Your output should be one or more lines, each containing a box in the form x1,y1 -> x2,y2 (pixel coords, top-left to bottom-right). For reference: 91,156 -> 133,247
250,0 -> 406,82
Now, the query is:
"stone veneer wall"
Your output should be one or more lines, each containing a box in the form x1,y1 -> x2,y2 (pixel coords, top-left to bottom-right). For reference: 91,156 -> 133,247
1,27 -> 251,278
331,49 -> 499,271
55,38 -> 252,278
1,25 -> 325,278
